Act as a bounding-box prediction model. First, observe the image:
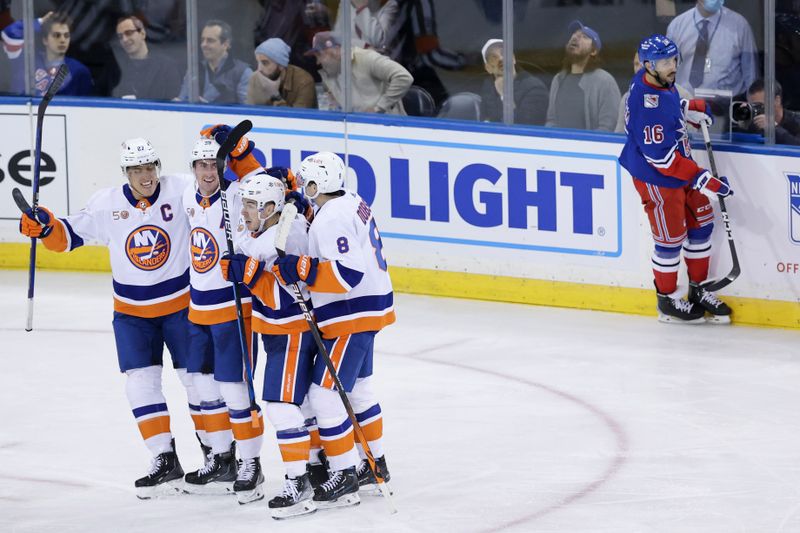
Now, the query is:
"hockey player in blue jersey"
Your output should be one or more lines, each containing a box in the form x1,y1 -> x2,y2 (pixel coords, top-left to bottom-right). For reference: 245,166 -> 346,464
619,34 -> 733,324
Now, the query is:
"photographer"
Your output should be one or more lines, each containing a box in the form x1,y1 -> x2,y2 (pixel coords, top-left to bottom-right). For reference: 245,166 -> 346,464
735,79 -> 800,146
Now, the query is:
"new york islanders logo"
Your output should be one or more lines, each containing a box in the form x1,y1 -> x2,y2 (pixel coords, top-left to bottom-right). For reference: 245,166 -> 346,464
788,174 -> 800,245
190,228 -> 220,273
126,225 -> 171,270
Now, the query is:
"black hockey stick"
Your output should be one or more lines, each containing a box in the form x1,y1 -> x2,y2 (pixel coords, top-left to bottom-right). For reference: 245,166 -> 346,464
274,203 -> 396,513
20,63 -> 69,332
215,119 -> 261,428
699,122 -> 741,292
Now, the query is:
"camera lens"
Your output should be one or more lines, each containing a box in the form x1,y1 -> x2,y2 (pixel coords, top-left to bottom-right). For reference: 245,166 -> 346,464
731,102 -> 752,122
751,102 -> 765,117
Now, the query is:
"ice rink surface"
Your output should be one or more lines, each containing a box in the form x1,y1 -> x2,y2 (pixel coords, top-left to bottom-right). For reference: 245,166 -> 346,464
1,270 -> 800,533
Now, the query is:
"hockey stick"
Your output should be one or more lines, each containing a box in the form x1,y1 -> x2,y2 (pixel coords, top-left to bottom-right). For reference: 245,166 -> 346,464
275,203 -> 397,514
216,119 -> 261,428
20,63 -> 69,332
699,121 -> 741,292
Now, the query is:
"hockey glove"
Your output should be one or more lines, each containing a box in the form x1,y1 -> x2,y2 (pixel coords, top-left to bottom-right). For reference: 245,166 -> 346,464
265,166 -> 299,192
682,98 -> 713,128
272,254 -> 319,286
200,124 -> 253,160
220,253 -> 266,287
19,206 -> 56,238
693,171 -> 733,199
285,190 -> 314,222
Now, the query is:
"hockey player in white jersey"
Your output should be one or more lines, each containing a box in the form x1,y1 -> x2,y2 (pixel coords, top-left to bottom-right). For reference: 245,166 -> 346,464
181,135 -> 266,502
19,139 -> 203,498
272,152 -> 395,507
220,173 -> 319,518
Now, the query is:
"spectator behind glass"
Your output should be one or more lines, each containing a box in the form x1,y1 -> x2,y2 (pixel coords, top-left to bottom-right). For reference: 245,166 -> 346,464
666,0 -> 757,97
1,11 -> 93,96
546,20 -> 620,131
383,0 -> 466,109
479,39 -> 547,126
616,51 -> 692,133
307,31 -> 412,114
112,16 -> 181,100
333,0 -> 399,51
177,19 -> 253,104
246,37 -> 317,108
254,0 -> 320,79
738,79 -> 800,146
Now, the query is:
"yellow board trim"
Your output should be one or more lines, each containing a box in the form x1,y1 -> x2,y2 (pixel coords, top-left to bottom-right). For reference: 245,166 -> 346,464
1,243 -> 797,330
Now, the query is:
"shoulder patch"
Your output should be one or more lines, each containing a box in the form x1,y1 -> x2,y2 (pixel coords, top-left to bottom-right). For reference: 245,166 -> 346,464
644,94 -> 659,108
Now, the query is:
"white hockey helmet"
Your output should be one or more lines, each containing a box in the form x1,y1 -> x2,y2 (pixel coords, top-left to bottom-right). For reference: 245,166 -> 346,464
190,137 -> 220,169
239,173 -> 286,213
120,138 -> 161,173
297,151 -> 345,199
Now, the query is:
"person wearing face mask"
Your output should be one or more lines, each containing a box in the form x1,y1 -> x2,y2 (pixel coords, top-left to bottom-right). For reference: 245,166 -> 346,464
245,37 -> 317,108
666,0 -> 757,97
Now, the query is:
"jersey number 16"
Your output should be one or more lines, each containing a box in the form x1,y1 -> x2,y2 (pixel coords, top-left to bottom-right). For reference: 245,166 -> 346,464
643,124 -> 664,144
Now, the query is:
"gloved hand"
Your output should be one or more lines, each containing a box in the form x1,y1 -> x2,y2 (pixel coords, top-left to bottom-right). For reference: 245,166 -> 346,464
220,253 -> 265,286
272,254 -> 319,286
693,171 -> 733,199
285,190 -> 314,221
682,98 -> 713,128
199,124 -> 253,159
19,206 -> 56,238
265,166 -> 298,192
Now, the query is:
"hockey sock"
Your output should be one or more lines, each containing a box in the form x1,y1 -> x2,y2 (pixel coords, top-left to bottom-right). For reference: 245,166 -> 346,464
683,238 -> 711,283
309,384 -> 358,472
652,245 -> 681,294
266,402 -> 310,478
126,366 -> 172,456
219,381 -> 263,460
301,397 -> 322,463
351,377 -> 384,459
194,374 -> 233,454
176,368 -> 210,448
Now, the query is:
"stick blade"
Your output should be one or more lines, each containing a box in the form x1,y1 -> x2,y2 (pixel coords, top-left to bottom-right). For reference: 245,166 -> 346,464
42,64 -> 69,103
12,187 -> 31,213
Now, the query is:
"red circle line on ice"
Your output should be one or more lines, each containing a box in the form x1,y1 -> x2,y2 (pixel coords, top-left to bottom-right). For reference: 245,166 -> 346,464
125,225 -> 171,271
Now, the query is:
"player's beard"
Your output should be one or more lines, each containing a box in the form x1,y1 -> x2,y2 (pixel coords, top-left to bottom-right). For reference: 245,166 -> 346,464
565,48 -> 589,66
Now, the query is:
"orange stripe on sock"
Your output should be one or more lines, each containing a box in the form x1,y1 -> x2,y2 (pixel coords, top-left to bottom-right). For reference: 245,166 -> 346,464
232,416 -> 264,440
322,335 -> 349,389
190,413 -> 204,432
203,411 -> 232,433
139,415 -> 171,440
309,428 -> 321,449
321,431 -> 355,458
282,333 -> 300,402
361,418 -> 383,442
279,439 -> 311,463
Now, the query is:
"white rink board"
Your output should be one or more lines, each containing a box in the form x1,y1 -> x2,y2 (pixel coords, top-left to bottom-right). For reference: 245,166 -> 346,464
0,101 -> 798,302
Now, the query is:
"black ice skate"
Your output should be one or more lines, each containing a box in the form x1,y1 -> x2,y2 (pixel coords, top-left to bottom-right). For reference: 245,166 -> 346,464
196,433 -> 212,464
307,450 -> 329,490
312,466 -> 360,509
183,449 -> 237,495
656,285 -> 706,324
135,447 -> 184,499
689,281 -> 732,324
268,473 -> 317,519
356,456 -> 393,496
233,457 -> 265,504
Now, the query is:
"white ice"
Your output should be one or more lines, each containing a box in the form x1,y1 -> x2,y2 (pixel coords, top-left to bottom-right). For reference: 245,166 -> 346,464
1,270 -> 799,533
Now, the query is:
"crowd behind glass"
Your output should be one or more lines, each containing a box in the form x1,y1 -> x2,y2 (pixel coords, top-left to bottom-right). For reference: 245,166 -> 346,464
1,0 -> 797,146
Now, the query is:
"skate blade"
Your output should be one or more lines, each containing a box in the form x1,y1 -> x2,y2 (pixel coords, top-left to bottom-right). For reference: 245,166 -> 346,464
136,479 -> 184,499
182,481 -> 235,495
271,500 -> 317,519
706,314 -> 731,324
359,481 -> 393,496
236,485 -> 265,505
314,492 -> 360,510
658,313 -> 706,325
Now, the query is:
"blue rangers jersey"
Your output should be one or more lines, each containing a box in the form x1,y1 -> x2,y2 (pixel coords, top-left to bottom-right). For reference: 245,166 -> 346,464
618,69 -> 704,188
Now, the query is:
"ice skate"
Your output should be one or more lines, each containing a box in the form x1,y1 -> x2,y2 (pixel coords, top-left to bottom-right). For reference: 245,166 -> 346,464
312,466 -> 360,509
183,448 -> 237,495
656,287 -> 706,324
689,281 -> 732,324
268,473 -> 317,519
356,456 -> 393,496
135,448 -> 184,499
233,457 -> 264,504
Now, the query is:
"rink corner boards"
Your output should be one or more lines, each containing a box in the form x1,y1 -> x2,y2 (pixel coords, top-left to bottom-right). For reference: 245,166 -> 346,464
1,242 -> 798,330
